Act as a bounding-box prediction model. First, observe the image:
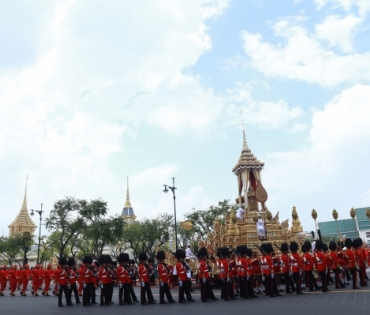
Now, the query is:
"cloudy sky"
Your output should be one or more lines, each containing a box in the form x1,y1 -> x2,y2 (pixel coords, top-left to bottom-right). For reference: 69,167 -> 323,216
1,0 -> 370,236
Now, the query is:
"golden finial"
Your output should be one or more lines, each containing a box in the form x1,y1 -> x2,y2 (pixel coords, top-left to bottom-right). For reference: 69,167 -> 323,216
350,207 -> 356,218
266,209 -> 272,221
292,206 -> 298,220
180,220 -> 193,231
366,208 -> 370,220
332,209 -> 338,220
230,207 -> 237,224
311,209 -> 317,220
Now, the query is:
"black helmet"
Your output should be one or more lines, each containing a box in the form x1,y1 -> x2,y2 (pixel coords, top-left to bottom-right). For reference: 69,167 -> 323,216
139,252 -> 148,261
156,251 -> 166,260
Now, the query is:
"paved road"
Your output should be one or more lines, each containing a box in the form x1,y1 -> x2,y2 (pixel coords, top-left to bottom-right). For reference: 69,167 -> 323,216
1,285 -> 370,315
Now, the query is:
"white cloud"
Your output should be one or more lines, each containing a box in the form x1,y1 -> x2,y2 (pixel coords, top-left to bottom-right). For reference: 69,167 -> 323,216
315,14 -> 362,52
315,0 -> 370,16
133,185 -> 212,220
242,17 -> 370,88
225,83 -> 304,130
131,165 -> 178,189
0,1 -> 231,233
264,84 -> 370,225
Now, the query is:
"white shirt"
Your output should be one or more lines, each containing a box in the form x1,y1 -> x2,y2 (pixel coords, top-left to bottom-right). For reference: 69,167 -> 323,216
236,208 -> 245,220
257,218 -> 265,229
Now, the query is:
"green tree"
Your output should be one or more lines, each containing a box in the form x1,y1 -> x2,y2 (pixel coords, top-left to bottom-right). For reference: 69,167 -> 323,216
0,233 -> 34,265
79,199 -> 125,257
184,199 -> 230,239
124,213 -> 173,261
44,197 -> 85,258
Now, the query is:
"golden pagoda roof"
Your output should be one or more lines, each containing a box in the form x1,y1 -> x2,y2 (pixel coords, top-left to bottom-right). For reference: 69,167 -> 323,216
232,130 -> 264,174
122,177 -> 136,219
8,180 -> 37,235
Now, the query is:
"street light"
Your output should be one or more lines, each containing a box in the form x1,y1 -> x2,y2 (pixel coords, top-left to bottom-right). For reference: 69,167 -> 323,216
163,178 -> 178,251
30,203 -> 43,264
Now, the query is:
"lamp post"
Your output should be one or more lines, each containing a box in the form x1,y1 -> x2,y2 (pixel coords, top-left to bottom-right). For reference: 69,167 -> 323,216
332,209 -> 340,238
163,178 -> 178,251
30,203 -> 43,264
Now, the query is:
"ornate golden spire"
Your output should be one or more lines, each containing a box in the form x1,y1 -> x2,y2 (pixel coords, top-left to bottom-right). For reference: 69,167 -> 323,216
232,129 -> 264,175
124,177 -> 131,208
8,176 -> 37,236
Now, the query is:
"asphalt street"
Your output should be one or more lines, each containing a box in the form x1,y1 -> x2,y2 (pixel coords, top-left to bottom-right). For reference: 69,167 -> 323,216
1,285 -> 370,315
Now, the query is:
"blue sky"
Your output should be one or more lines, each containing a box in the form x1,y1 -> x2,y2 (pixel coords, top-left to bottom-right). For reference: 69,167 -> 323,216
1,0 -> 370,236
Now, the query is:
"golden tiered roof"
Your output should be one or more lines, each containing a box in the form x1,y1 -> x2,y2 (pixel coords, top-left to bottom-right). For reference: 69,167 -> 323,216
8,181 -> 37,236
232,131 -> 264,175
121,177 -> 136,222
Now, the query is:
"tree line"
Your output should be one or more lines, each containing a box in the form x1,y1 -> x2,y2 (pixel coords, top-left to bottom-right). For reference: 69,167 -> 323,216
0,197 -> 231,265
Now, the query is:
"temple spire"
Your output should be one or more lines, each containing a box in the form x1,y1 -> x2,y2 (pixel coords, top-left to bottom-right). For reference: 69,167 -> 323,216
124,177 -> 131,208
22,175 -> 28,210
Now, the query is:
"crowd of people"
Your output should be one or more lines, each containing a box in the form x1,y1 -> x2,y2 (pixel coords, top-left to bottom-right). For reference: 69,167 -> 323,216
0,237 -> 368,307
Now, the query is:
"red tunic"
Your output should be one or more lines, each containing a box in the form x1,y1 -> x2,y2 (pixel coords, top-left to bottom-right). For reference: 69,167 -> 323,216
237,257 -> 247,277
252,258 -> 262,275
302,252 -> 314,271
280,254 -> 290,273
272,256 -> 281,274
139,263 -> 149,283
329,251 -> 338,270
198,260 -> 211,279
175,262 -> 187,281
290,253 -> 301,273
117,265 -> 130,284
315,252 -> 327,272
55,268 -> 68,285
345,249 -> 356,268
68,268 -> 78,285
157,263 -> 170,282
216,259 -> 229,279
261,255 -> 273,275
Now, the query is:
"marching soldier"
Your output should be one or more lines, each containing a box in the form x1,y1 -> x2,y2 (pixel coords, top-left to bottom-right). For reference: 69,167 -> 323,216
98,256 -> 110,306
138,252 -> 156,305
67,258 -> 80,304
344,238 -> 358,289
117,253 -> 134,305
156,250 -> 176,304
42,264 -> 53,296
217,247 -> 234,301
280,243 -> 295,294
245,248 -> 258,298
314,240 -> 329,292
198,247 -> 217,302
289,242 -> 303,295
20,263 -> 30,296
9,264 -> 18,296
82,256 -> 95,306
54,257 -> 73,307
236,246 -> 247,299
354,238 -> 367,287
174,249 -> 195,303
302,241 -> 317,291
329,241 -> 342,288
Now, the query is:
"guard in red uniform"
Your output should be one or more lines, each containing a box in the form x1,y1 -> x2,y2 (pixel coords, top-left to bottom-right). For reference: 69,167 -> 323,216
174,249 -> 195,303
67,258 -> 81,304
262,243 -> 280,297
43,264 -> 53,296
236,246 -> 247,299
9,265 -> 18,296
21,263 -> 30,296
117,253 -> 134,305
246,248 -> 258,298
31,264 -> 40,296
82,256 -> 94,306
289,242 -> 303,295
98,256 -> 110,306
354,238 -> 367,287
198,247 -> 217,302
138,252 -> 155,305
328,241 -> 342,288
302,241 -> 317,291
344,238 -> 358,289
156,251 -> 176,304
217,247 -> 234,301
0,265 -> 7,296
314,240 -> 329,292
54,257 -> 73,307
280,243 -> 295,293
